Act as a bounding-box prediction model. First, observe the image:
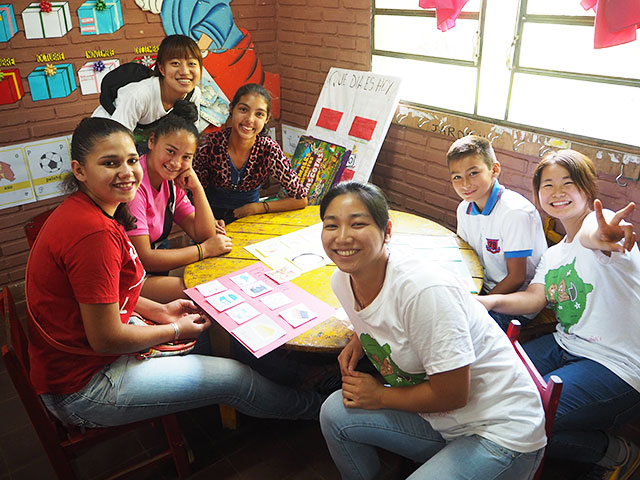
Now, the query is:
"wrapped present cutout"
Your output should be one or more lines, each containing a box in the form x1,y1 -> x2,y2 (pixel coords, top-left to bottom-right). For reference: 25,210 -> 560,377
77,0 -> 122,35
132,55 -> 156,68
22,2 -> 72,39
0,68 -> 24,105
0,4 -> 18,42
77,58 -> 119,95
27,63 -> 76,101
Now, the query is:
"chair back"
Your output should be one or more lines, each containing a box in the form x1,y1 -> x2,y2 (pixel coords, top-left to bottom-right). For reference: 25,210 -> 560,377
24,208 -> 54,248
2,286 -> 29,373
507,320 -> 563,479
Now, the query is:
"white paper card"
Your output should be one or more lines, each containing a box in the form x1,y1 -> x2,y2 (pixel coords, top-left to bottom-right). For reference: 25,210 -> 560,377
259,292 -> 293,310
226,302 -> 261,324
230,272 -> 257,287
232,315 -> 287,352
196,280 -> 226,297
280,304 -> 317,328
264,266 -> 299,284
206,290 -> 244,312
240,280 -> 272,297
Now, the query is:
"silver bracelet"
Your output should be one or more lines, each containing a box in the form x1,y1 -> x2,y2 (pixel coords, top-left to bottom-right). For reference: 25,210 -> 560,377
171,322 -> 179,342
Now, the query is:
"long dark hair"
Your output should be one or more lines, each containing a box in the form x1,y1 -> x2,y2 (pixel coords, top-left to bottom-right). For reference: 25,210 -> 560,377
64,117 -> 138,230
229,83 -> 272,134
320,181 -> 390,232
152,99 -> 199,141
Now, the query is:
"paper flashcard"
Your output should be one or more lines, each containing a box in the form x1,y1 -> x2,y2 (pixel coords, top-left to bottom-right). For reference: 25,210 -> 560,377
230,272 -> 256,287
348,116 -> 378,141
196,279 -> 225,297
316,107 -> 343,131
206,290 -> 244,312
281,124 -> 307,160
0,146 -> 36,209
260,292 -> 293,310
265,266 -> 299,284
240,280 -> 272,298
232,315 -> 287,352
24,135 -> 71,200
280,304 -> 317,328
226,302 -> 260,325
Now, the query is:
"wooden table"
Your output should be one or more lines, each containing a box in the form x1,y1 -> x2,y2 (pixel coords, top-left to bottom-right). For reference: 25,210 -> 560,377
184,206 -> 483,354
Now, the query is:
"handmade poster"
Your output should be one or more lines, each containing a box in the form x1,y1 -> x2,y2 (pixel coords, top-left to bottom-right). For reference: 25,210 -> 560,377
27,63 -> 77,101
184,262 -> 335,358
0,4 -> 18,42
22,2 -> 72,39
390,234 -> 478,293
280,304 -> 317,328
77,0 -> 123,35
0,146 -> 36,209
199,67 -> 229,127
306,68 -> 402,182
244,222 -> 331,275
286,136 -> 350,206
0,68 -> 24,105
281,124 -> 306,159
77,59 -> 120,95
196,279 -> 225,297
24,135 -> 71,200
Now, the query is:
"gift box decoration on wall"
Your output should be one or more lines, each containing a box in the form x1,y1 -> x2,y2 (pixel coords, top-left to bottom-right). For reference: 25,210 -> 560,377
0,4 -> 18,42
0,69 -> 24,105
27,63 -> 77,101
77,0 -> 123,35
132,55 -> 156,69
77,59 -> 119,95
22,2 -> 72,39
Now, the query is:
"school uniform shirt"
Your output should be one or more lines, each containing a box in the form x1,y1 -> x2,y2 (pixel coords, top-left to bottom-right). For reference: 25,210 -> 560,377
332,253 -> 547,453
92,77 -> 202,132
26,192 -> 145,395
457,180 -> 547,296
127,155 -> 195,243
531,210 -> 640,392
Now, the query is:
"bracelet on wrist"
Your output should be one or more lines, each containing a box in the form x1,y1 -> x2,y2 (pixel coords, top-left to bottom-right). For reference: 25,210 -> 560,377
196,243 -> 203,261
171,322 -> 180,342
262,201 -> 270,213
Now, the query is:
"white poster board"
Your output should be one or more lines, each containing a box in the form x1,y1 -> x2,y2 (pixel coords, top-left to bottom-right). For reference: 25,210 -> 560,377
0,146 -> 36,209
24,135 -> 72,200
306,68 -> 401,182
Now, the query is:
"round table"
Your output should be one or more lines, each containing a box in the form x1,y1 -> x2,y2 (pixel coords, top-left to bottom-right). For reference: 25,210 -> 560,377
184,205 -> 483,353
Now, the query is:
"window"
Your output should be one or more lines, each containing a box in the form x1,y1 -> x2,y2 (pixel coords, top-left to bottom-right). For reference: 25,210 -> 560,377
372,0 -> 640,148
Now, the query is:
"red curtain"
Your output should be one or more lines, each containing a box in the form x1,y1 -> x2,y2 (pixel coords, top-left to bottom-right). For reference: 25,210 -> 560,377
418,0 -> 470,32
581,0 -> 640,48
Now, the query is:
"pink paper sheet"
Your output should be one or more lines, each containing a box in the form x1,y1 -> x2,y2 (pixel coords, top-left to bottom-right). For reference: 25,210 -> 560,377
184,263 -> 336,358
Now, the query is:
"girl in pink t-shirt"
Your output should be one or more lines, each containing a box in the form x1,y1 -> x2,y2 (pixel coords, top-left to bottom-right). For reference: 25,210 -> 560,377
127,101 -> 231,302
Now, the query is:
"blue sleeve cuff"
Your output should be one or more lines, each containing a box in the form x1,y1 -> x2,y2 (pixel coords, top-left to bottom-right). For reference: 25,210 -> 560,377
504,249 -> 533,259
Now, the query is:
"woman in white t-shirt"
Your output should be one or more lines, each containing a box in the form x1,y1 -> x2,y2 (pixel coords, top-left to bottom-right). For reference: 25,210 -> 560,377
479,150 -> 640,479
318,181 -> 546,480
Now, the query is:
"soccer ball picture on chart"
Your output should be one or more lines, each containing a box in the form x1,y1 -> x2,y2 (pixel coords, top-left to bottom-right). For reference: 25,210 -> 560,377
39,151 -> 63,174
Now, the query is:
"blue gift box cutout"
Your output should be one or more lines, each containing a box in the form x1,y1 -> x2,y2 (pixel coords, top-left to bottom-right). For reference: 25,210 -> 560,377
27,64 -> 77,101
0,4 -> 17,42
77,0 -> 123,35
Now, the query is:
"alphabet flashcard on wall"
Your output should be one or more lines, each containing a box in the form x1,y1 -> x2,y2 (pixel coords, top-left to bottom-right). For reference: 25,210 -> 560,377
0,146 -> 36,209
24,135 -> 71,200
307,68 -> 402,182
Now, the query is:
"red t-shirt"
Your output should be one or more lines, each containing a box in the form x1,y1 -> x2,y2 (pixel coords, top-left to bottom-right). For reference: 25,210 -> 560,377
26,192 -> 145,395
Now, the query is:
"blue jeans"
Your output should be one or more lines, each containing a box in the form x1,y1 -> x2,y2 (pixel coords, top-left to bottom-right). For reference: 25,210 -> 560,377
524,334 -> 640,463
319,391 -> 543,480
488,311 -> 532,332
41,353 -> 325,428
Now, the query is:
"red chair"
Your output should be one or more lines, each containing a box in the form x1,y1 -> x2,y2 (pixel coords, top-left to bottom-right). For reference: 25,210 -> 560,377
24,208 -> 55,248
507,319 -> 563,480
1,286 -> 191,479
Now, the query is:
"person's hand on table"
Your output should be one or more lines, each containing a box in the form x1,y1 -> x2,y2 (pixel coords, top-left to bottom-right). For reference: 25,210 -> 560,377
202,233 -> 232,258
233,202 -> 263,220
215,218 -> 226,235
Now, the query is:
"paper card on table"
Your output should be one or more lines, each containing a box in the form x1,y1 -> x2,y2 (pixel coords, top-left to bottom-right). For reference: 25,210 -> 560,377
230,272 -> 256,287
280,304 -> 317,328
232,315 -> 287,352
196,279 -> 225,297
316,107 -> 343,131
259,292 -> 293,310
206,290 -> 244,312
348,116 -> 377,141
226,302 -> 261,324
240,280 -> 272,298
265,266 -> 299,284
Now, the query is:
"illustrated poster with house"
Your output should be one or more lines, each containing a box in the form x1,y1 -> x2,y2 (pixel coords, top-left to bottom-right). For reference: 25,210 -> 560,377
24,135 -> 72,200
306,68 -> 401,182
0,146 -> 36,209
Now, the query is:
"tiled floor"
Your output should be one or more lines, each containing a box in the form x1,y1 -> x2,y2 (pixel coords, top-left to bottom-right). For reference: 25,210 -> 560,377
2,358 -> 640,480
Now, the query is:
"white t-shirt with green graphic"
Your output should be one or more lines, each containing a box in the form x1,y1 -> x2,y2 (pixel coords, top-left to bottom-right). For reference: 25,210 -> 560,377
332,253 -> 546,453
531,210 -> 640,392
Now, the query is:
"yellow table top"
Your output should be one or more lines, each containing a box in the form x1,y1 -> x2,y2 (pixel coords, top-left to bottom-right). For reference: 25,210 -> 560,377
184,206 -> 483,353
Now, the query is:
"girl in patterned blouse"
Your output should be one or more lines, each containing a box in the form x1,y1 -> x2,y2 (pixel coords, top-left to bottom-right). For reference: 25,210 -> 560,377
193,83 -> 307,224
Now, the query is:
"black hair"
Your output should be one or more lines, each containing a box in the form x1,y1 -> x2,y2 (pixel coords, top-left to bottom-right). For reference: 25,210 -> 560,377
154,34 -> 203,77
152,99 -> 199,142
320,181 -> 390,232
64,117 -> 137,230
229,83 -> 272,134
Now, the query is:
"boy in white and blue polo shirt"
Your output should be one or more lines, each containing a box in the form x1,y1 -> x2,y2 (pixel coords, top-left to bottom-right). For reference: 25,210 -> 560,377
447,135 -> 547,330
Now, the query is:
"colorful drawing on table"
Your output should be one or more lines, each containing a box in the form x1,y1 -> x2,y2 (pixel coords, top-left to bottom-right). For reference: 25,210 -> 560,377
280,304 -> 317,328
206,290 -> 244,312
240,280 -> 272,298
244,222 -> 331,275
390,234 -> 478,294
232,315 -> 287,352
265,266 -> 299,284
226,302 -> 260,325
184,262 -> 335,357
196,279 -> 225,297
230,272 -> 256,287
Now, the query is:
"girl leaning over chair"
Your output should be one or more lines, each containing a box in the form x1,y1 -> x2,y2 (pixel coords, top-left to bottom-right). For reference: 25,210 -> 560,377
25,117 -> 325,430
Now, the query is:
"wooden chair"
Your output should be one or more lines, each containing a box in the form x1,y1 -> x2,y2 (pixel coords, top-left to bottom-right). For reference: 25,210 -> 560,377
1,286 -> 191,479
507,319 -> 563,480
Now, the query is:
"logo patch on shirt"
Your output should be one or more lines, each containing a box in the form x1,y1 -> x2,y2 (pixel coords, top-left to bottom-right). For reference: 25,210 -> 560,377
485,238 -> 501,254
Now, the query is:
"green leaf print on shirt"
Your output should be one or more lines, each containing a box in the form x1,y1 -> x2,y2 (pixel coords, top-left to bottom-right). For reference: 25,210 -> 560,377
359,333 -> 425,387
545,258 -> 593,332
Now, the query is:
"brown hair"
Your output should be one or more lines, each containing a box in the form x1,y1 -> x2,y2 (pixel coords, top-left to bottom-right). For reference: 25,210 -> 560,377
446,135 -> 496,170
154,35 -> 203,77
532,149 -> 599,209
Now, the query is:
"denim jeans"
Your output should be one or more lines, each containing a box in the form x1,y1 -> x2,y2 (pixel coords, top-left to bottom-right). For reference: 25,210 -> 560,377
488,311 -> 532,332
41,353 -> 325,428
319,391 -> 543,480
524,334 -> 640,463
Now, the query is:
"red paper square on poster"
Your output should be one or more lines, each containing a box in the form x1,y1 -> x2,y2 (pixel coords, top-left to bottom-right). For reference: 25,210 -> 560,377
348,116 -> 377,141
316,107 -> 343,131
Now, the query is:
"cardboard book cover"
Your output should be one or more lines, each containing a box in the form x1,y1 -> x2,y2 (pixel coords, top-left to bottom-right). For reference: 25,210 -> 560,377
286,136 -> 350,206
